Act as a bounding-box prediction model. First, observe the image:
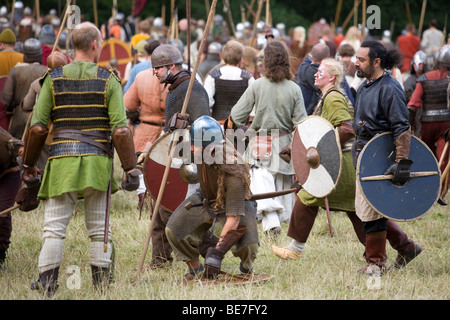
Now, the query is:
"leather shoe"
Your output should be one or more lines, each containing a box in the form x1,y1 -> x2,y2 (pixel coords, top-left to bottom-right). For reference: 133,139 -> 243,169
272,245 -> 301,260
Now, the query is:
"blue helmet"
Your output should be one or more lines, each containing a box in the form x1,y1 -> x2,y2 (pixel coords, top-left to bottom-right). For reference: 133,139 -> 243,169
189,116 -> 225,147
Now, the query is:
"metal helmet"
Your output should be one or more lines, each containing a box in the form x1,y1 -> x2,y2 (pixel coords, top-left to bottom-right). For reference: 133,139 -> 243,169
151,44 -> 184,68
412,50 -> 427,69
207,41 -> 222,55
39,24 -> 55,45
23,38 -> 42,63
436,44 -> 450,69
189,116 -> 225,147
153,17 -> 163,29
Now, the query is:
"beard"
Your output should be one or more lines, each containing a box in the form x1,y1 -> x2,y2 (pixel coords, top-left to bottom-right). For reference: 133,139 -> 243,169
356,63 -> 375,79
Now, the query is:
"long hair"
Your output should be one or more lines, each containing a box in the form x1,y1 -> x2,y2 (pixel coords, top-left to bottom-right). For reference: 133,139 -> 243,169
212,143 -> 251,210
263,40 -> 293,82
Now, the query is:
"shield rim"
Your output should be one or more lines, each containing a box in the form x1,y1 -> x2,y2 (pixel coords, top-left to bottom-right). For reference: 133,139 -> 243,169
356,132 -> 441,221
292,115 -> 343,198
143,132 -> 189,213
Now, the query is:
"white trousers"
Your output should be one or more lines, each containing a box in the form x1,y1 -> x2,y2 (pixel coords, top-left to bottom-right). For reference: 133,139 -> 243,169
250,167 -> 294,231
38,188 -> 112,273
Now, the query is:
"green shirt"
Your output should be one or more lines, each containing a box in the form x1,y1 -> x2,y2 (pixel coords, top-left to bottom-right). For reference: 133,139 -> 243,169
31,61 -> 127,199
230,77 -> 307,175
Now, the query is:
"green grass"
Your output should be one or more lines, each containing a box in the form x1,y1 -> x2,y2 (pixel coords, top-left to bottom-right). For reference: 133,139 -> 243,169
1,163 -> 449,300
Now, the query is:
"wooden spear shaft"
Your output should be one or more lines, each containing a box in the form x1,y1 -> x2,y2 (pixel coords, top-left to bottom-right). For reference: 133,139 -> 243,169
418,0 -> 427,38
249,0 -> 264,48
134,0 -> 219,283
52,0 -> 72,55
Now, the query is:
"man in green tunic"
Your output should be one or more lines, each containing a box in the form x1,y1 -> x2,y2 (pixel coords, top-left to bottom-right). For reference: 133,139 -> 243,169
21,22 -> 139,295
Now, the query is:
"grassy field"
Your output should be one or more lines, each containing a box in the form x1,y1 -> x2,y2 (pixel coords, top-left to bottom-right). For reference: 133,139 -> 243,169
0,164 -> 449,302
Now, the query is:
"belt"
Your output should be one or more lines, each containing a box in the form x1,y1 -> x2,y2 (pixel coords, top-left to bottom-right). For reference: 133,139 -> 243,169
421,109 -> 450,122
52,129 -> 113,157
142,121 -> 164,126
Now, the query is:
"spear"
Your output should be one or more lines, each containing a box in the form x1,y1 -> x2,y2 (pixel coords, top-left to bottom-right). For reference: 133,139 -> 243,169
249,0 -> 264,48
418,0 -> 427,38
134,0 -> 219,283
52,0 -> 72,55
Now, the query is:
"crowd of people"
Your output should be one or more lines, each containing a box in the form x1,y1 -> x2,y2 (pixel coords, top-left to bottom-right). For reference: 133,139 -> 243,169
0,2 -> 449,296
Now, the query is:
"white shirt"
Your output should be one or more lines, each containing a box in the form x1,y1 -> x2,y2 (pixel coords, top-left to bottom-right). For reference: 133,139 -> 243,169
203,65 -> 255,108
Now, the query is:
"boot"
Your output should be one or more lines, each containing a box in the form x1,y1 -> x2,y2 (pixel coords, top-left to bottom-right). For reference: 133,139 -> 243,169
30,267 -> 59,297
204,226 -> 247,279
386,220 -> 422,270
91,265 -> 111,292
357,231 -> 387,275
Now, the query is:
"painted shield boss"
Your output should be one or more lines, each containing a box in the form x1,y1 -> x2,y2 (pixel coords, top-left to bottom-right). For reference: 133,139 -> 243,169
292,116 -> 342,198
143,132 -> 190,213
357,132 -> 441,221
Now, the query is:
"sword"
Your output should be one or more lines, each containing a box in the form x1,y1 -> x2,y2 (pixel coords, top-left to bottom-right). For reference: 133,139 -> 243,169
184,187 -> 297,210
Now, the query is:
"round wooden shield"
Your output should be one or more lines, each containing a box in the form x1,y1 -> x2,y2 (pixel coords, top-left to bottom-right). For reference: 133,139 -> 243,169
143,132 -> 190,213
357,132 -> 441,221
98,39 -> 132,80
292,116 -> 342,198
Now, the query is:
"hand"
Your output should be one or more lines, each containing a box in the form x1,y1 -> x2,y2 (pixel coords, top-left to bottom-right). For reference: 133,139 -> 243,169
279,144 -> 292,163
122,168 -> 141,191
204,247 -> 225,279
168,112 -> 190,132
22,165 -> 39,185
136,152 -> 148,164
383,159 -> 413,186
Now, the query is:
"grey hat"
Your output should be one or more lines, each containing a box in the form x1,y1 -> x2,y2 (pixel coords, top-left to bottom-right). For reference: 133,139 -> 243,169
39,24 -> 55,45
151,44 -> 184,68
23,38 -> 42,63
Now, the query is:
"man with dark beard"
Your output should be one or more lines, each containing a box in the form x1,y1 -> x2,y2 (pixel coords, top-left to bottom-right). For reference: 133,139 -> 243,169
352,40 -> 422,275
142,43 -> 217,269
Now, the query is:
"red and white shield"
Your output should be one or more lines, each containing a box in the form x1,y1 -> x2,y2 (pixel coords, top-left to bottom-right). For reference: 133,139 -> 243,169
143,132 -> 190,213
98,39 -> 132,80
292,116 -> 342,198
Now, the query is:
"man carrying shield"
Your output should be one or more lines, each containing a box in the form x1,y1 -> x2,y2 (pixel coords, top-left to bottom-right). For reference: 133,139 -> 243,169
144,43 -> 216,269
353,40 -> 422,275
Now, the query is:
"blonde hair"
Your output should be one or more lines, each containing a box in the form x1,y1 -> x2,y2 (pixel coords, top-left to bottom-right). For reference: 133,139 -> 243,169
222,40 -> 244,66
320,58 -> 344,88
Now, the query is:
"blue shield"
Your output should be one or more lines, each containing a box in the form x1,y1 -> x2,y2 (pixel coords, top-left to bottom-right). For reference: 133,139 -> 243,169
357,132 -> 441,221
